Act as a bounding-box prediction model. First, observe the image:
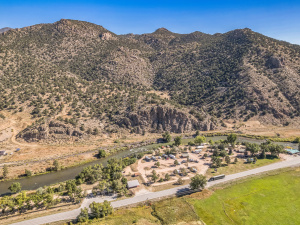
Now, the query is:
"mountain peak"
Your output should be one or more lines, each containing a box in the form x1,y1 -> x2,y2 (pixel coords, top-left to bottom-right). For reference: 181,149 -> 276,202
153,27 -> 174,35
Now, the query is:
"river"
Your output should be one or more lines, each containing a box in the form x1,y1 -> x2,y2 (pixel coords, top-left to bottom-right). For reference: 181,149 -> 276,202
0,136 -> 297,195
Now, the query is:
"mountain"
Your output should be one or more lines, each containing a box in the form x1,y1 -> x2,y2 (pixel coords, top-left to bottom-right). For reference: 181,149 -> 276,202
0,19 -> 299,142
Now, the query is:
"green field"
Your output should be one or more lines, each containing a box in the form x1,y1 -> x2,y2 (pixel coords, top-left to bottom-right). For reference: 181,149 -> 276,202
193,168 -> 300,225
80,168 -> 300,225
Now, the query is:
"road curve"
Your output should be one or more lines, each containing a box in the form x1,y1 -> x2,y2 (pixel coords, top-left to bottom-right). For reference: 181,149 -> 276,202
10,157 -> 300,225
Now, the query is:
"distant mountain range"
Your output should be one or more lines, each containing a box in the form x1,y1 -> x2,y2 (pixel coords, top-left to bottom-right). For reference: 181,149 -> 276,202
0,19 -> 299,142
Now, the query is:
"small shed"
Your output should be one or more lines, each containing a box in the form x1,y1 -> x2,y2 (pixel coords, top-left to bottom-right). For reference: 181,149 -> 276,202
127,180 -> 140,189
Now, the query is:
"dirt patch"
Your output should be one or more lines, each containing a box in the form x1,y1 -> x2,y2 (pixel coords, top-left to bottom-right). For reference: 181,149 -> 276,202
187,189 -> 213,200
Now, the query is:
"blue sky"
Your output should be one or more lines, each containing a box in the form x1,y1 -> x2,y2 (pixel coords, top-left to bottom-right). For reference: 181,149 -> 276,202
1,0 -> 299,44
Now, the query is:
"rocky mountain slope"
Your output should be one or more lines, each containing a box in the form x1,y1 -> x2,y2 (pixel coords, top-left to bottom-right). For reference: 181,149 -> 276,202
0,19 -> 299,142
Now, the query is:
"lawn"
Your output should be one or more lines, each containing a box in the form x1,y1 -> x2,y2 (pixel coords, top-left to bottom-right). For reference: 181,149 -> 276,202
205,156 -> 281,177
192,168 -> 300,225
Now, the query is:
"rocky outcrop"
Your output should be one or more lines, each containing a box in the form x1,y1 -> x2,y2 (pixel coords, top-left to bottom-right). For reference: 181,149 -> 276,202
117,105 -> 216,133
17,120 -> 85,142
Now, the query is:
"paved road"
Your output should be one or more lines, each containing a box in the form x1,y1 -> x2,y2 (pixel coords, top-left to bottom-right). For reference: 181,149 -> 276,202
11,157 -> 300,225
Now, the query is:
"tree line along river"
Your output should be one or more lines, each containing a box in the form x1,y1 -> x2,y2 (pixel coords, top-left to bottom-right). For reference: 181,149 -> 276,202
0,136 -> 298,196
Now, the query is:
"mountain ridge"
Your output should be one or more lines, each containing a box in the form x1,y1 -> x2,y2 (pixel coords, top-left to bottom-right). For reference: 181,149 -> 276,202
0,19 -> 299,142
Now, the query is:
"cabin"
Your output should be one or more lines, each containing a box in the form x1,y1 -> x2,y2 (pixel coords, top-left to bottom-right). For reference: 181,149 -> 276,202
127,180 -> 140,189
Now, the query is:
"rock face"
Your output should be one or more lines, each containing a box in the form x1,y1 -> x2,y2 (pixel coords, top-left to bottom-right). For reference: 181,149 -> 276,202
17,120 -> 85,142
118,106 -> 216,133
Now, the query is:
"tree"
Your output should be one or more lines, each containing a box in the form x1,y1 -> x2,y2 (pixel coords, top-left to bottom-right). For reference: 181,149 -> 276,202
260,148 -> 266,159
227,133 -> 237,147
174,136 -> 182,146
216,158 -> 222,168
151,170 -> 159,183
195,130 -> 200,136
194,136 -> 206,145
155,161 -> 160,168
90,200 -> 113,218
246,143 -> 260,156
98,149 -> 106,158
190,174 -> 207,190
53,159 -> 60,171
208,139 -> 214,146
174,160 -> 179,166
25,169 -> 32,177
9,182 -> 22,193
234,157 -> 238,164
77,207 -> 89,222
225,156 -> 231,165
165,173 -> 170,181
177,178 -> 184,185
3,164 -> 8,178
162,131 -> 171,143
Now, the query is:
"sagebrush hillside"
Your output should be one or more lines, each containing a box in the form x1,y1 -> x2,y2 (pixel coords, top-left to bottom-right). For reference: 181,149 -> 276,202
0,19 -> 299,142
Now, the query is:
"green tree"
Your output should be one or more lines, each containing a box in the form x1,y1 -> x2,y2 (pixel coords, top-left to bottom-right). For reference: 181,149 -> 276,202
174,160 -> 179,166
190,174 -> 207,190
216,158 -> 222,168
9,182 -> 22,193
246,143 -> 260,156
227,133 -> 237,147
155,161 -> 160,168
194,136 -> 206,145
98,149 -> 106,158
234,157 -> 238,164
165,173 -> 170,181
90,200 -> 113,218
53,159 -> 60,171
208,139 -> 214,146
25,169 -> 32,177
162,131 -> 171,143
225,155 -> 231,165
174,136 -> 182,146
151,170 -> 159,183
3,164 -> 8,178
260,148 -> 266,159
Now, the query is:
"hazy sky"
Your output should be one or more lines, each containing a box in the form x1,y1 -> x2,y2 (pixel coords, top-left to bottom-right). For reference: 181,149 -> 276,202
1,0 -> 299,44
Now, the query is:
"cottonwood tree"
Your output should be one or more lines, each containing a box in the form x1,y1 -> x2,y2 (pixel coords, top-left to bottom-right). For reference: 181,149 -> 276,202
227,133 -> 237,147
190,174 -> 207,190
9,182 -> 22,193
174,136 -> 182,146
194,136 -> 206,145
225,155 -> 231,165
3,164 -> 8,178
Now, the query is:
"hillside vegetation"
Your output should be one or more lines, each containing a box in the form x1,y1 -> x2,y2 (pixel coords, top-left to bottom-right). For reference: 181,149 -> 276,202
0,19 -> 299,142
